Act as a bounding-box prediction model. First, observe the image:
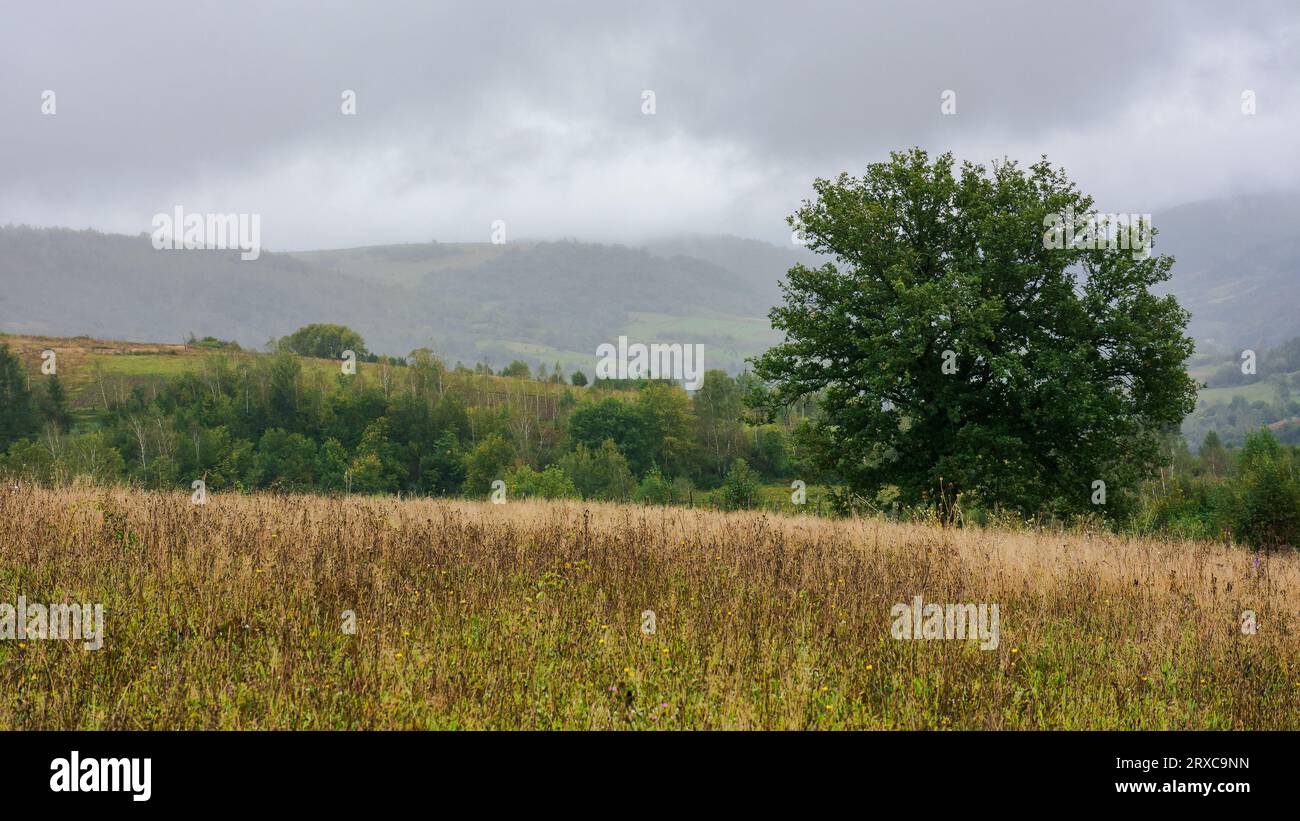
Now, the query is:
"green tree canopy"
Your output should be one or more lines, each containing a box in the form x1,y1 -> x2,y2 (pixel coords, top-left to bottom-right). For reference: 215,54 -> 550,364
1199,430 -> 1230,477
1234,429 -> 1300,550
461,433 -> 515,497
753,149 -> 1198,518
558,439 -> 635,501
695,369 -> 744,477
500,360 -> 531,379
567,397 -> 652,473
42,373 -> 74,433
275,323 -> 369,359
0,343 -> 40,450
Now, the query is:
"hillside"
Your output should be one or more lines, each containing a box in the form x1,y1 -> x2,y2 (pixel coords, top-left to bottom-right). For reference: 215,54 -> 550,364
0,332 -> 618,421
8,323 -> 1300,450
1182,336 -> 1300,446
0,227 -> 791,375
2,192 -> 1296,379
1154,191 -> 1300,351
0,226 -> 422,355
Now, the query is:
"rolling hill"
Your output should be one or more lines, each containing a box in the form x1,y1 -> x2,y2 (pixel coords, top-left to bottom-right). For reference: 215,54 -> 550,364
1,190 -> 1297,380
1153,191 -> 1300,352
0,227 -> 802,375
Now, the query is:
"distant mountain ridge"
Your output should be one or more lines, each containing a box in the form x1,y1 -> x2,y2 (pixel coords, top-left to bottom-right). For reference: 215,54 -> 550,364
0,227 -> 798,374
1,191 -> 1296,373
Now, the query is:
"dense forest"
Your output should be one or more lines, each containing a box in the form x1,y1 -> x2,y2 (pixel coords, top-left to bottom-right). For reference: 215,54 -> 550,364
0,331 -> 812,511
1,325 -> 1297,552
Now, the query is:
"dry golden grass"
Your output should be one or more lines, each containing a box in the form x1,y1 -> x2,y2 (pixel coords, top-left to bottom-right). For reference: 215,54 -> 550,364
1,484 -> 1296,729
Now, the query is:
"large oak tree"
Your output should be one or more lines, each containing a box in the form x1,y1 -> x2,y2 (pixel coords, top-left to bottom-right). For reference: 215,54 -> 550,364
752,149 -> 1198,518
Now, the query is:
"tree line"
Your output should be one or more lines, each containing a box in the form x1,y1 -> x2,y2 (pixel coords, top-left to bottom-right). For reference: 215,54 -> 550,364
0,338 -> 801,509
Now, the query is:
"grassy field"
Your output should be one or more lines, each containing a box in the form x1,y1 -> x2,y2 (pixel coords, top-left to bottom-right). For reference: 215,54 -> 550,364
453,309 -> 781,377
2,485 -> 1296,730
624,309 -> 782,366
1197,379 -> 1286,406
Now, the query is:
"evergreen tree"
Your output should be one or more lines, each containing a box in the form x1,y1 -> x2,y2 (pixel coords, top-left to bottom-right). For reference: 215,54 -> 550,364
42,374 -> 74,432
0,343 -> 40,450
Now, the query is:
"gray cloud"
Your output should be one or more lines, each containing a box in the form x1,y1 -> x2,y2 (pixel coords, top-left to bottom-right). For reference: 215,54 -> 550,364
2,0 -> 1297,248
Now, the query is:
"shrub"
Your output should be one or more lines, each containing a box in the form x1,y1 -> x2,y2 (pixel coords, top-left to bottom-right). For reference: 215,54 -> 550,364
507,464 -> 579,500
719,458 -> 760,510
634,466 -> 678,505
1234,430 -> 1300,550
461,433 -> 516,498
558,440 -> 634,501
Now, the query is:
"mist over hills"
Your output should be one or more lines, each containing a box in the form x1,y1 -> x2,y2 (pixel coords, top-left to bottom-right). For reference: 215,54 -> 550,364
1,191 -> 1296,374
0,225 -> 427,356
0,227 -> 803,374
1153,191 -> 1300,353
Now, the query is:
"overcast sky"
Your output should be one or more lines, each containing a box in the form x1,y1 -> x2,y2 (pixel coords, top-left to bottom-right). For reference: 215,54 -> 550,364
2,0 -> 1297,250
